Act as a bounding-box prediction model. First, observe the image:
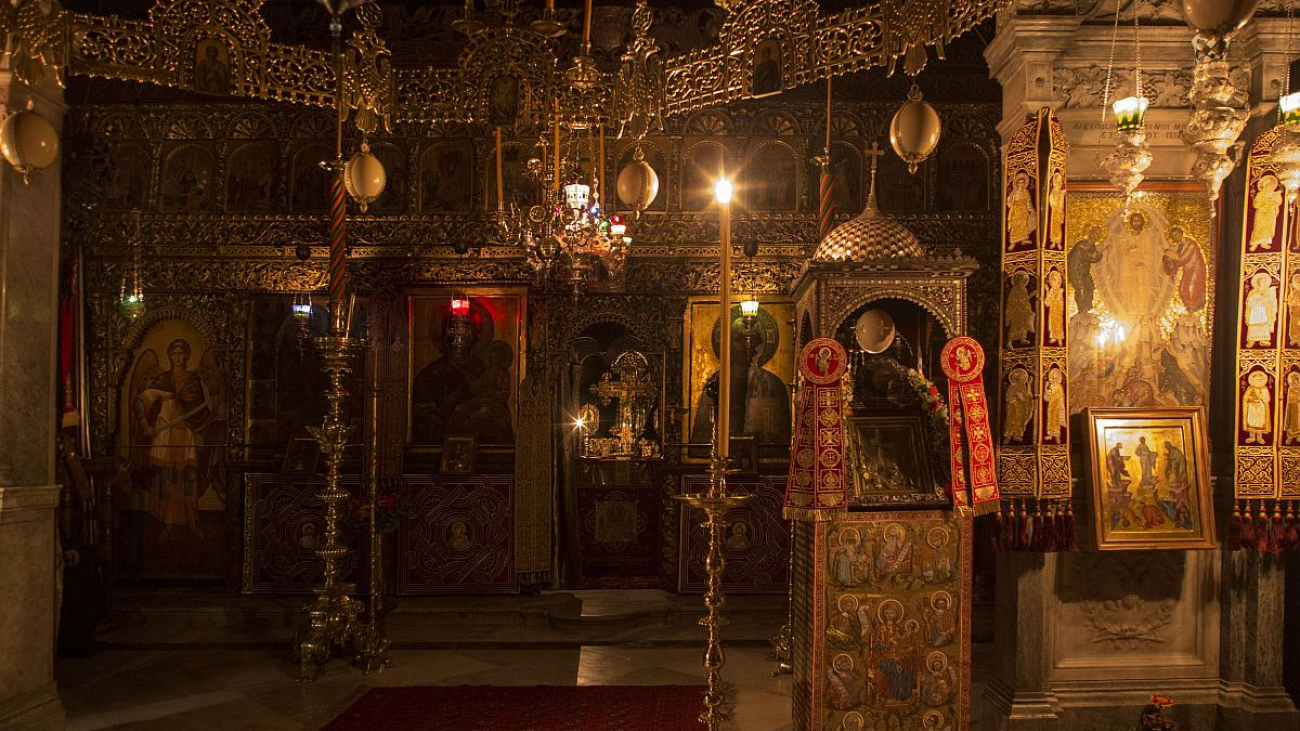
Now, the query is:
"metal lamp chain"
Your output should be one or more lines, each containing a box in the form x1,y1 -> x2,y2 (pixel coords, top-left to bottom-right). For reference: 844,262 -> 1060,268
1132,4 -> 1142,101
1285,0 -> 1296,122
1102,0 -> 1123,122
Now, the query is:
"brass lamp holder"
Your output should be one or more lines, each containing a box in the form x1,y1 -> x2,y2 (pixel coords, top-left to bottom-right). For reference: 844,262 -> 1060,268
295,316 -> 365,681
674,448 -> 751,731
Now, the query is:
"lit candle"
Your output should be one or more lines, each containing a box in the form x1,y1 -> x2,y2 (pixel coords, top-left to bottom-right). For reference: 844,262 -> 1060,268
1111,96 -> 1149,133
583,0 -> 593,46
598,125 -> 605,205
495,126 -> 504,211
554,113 -> 561,194
714,174 -> 733,464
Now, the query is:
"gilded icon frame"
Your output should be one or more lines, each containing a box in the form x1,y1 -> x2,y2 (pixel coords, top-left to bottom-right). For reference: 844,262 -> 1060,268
281,437 -> 321,474
440,436 -> 478,475
846,413 -> 947,508
1084,406 -> 1215,550
681,295 -> 796,464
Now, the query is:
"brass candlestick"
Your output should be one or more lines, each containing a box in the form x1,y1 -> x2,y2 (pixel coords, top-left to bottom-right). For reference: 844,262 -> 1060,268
353,384 -> 391,674
768,519 -> 794,675
673,173 -> 750,731
675,455 -> 750,730
295,308 -> 364,681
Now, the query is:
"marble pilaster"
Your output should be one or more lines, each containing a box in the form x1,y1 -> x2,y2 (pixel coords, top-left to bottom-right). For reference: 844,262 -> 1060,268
0,66 -> 67,731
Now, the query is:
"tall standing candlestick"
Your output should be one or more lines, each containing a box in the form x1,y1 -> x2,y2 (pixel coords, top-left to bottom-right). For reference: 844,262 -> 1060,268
495,126 -> 504,211
295,8 -> 365,683
673,171 -> 749,731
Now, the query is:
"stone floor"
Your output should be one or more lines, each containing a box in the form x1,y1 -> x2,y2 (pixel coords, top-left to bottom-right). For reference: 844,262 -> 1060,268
59,645 -> 801,731
55,589 -> 990,731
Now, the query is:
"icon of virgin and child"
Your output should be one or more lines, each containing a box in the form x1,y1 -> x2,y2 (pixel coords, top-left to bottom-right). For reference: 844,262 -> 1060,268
410,301 -> 515,445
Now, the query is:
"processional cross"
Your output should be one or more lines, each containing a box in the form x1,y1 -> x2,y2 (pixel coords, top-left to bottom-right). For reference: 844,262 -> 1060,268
590,354 -> 655,455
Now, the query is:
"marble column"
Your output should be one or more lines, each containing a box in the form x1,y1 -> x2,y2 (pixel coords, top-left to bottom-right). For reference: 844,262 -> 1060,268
985,552 -> 1060,731
1218,550 -> 1297,730
0,65 -> 67,731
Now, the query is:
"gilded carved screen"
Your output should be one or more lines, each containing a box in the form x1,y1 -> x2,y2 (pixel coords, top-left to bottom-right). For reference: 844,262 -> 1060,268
1064,187 -> 1215,414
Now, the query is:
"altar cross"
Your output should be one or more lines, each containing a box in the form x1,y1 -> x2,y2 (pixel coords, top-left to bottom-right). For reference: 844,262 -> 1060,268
591,362 -> 655,455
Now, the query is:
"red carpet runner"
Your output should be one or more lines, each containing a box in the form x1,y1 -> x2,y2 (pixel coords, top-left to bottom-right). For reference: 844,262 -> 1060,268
320,685 -> 707,731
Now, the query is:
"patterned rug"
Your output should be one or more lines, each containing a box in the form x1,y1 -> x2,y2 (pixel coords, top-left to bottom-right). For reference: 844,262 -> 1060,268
320,685 -> 706,731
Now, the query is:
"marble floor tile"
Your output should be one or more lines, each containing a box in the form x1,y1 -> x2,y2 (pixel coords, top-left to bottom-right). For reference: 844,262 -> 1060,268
59,644 -> 803,731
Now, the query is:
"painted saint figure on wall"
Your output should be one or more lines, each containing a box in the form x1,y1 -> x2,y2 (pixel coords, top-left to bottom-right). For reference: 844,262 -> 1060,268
826,593 -> 870,650
1006,171 -> 1036,248
1242,370 -> 1272,445
689,303 -> 791,452
1161,226 -> 1207,312
1250,174 -> 1283,251
1043,269 -> 1065,345
831,527 -> 865,587
752,39 -> 782,97
1284,371 -> 1300,445
1287,273 -> 1300,347
1043,367 -> 1067,443
1067,225 -> 1104,313
1066,195 -> 1210,416
828,654 -> 864,710
1002,367 -> 1033,444
920,653 -> 955,707
194,40 -> 230,95
128,337 -> 222,542
869,599 -> 917,704
1245,272 -> 1279,348
410,298 -> 517,446
1004,271 -> 1035,346
1047,170 -> 1066,249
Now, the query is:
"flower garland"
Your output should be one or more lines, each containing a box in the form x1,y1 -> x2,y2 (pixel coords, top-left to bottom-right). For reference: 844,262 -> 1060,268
904,366 -> 950,425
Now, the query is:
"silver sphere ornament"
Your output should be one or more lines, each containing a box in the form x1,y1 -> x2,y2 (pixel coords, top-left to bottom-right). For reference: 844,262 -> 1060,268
616,146 -> 660,213
343,141 -> 387,212
0,101 -> 59,184
889,84 -> 942,175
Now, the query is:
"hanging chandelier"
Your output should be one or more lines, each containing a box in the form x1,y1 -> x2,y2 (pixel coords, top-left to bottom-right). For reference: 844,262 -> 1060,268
470,0 -> 633,295
1100,3 -> 1152,203
1179,0 -> 1258,205
494,124 -> 630,295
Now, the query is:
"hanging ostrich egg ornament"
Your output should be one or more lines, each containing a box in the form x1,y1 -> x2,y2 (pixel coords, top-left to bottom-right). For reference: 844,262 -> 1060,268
0,101 -> 59,184
616,146 -> 660,214
343,141 -> 386,212
1181,0 -> 1258,38
889,83 -> 942,175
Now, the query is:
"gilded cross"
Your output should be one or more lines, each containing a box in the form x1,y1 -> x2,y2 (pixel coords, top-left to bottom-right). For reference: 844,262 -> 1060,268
590,358 -> 655,455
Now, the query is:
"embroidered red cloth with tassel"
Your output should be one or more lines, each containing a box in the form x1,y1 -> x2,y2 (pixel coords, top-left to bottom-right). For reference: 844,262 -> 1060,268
940,337 -> 1000,516
783,338 -> 850,522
